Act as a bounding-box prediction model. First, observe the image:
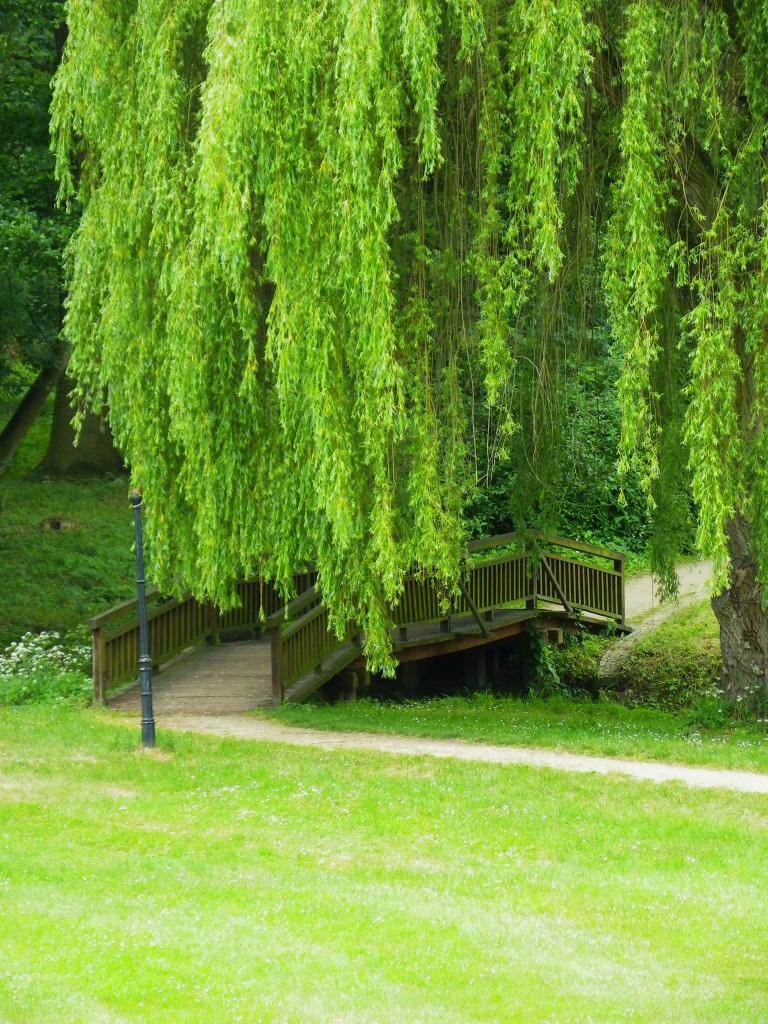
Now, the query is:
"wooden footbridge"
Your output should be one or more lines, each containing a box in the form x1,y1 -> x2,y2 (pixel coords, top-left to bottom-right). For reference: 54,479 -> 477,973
91,532 -> 627,715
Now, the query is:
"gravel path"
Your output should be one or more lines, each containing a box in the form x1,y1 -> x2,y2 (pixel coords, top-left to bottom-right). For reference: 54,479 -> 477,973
624,560 -> 713,620
157,712 -> 768,794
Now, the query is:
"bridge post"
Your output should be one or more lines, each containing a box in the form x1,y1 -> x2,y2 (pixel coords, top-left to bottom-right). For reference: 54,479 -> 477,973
526,548 -> 538,611
92,624 -> 106,706
270,625 -> 283,705
614,556 -> 625,624
330,670 -> 358,702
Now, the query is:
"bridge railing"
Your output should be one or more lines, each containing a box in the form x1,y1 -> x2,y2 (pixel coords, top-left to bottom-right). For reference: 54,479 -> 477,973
266,586 -> 364,703
266,532 -> 625,702
393,532 -> 625,631
89,532 -> 625,706
520,531 -> 625,622
88,571 -> 315,704
534,553 -> 624,619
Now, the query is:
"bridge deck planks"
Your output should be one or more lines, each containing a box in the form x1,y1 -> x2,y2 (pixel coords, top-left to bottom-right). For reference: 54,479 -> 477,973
108,638 -> 273,715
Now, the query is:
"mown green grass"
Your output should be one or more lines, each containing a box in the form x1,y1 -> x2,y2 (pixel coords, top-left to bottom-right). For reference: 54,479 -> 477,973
0,400 -> 134,649
0,477 -> 134,648
270,693 -> 768,773
1,706 -> 767,1024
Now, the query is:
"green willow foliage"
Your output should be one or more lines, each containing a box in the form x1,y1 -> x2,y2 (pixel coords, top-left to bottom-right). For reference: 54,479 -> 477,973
53,0 -> 768,669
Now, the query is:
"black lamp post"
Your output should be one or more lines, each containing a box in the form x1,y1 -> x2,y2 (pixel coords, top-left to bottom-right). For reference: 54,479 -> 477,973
131,489 -> 156,748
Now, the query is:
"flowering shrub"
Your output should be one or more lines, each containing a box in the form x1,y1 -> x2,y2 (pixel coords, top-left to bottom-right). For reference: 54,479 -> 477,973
0,629 -> 92,706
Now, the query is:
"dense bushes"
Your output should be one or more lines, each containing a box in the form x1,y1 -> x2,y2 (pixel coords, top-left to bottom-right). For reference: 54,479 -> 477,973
610,604 -> 722,713
0,629 -> 91,706
546,601 -> 745,723
548,628 -> 613,695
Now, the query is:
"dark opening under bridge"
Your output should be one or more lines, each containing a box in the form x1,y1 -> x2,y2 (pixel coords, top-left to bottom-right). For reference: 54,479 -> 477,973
91,531 -> 627,715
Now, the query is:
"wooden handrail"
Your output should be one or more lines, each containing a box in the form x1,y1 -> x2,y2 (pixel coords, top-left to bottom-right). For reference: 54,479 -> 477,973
90,577 -> 290,703
280,600 -> 325,641
96,592 -> 201,637
466,528 -> 626,564
525,530 -> 626,563
465,531 -> 521,555
90,536 -> 626,706
87,587 -> 165,630
265,585 -> 319,628
90,567 -> 317,632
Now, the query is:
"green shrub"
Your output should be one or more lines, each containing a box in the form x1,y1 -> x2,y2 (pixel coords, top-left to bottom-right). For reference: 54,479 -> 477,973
547,603 -> 728,718
612,603 -> 722,713
0,629 -> 92,706
551,627 -> 613,693
614,655 -> 721,713
526,626 -> 566,697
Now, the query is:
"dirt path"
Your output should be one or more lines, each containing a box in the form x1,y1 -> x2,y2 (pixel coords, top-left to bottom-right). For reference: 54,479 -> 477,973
624,560 -> 713,620
158,713 -> 768,793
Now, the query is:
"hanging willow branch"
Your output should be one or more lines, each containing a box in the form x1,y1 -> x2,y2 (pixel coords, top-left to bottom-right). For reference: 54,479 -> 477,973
53,0 -> 768,669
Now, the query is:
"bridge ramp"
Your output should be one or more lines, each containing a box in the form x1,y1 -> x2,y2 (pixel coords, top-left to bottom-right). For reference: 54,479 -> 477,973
108,638 -> 272,715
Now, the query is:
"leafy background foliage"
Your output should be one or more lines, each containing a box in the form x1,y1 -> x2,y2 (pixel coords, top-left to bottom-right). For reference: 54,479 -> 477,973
0,1 -> 73,390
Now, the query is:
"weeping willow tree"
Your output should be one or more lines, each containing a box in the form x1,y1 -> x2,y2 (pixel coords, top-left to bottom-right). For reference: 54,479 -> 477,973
53,0 -> 768,696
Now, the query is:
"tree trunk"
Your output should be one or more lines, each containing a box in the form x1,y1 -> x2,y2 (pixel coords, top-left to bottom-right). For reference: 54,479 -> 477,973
0,346 -> 70,475
36,373 -> 125,477
711,513 -> 768,704
675,145 -> 768,705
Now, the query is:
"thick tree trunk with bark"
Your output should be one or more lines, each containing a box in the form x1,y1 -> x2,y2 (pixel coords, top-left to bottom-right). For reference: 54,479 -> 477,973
712,513 -> 768,704
36,373 -> 125,477
676,141 -> 768,705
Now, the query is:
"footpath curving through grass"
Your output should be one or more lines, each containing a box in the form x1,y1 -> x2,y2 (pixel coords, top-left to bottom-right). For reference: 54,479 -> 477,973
1,707 -> 767,1023
270,693 -> 768,774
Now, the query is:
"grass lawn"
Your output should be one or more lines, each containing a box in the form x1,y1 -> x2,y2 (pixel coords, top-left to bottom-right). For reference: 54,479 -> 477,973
1,707 -> 768,1023
269,693 -> 768,774
0,399 -> 135,649
0,477 -> 134,649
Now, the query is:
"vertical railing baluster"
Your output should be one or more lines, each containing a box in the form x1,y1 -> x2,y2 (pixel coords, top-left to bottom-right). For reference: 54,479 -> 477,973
271,622 -> 283,705
92,625 -> 106,705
